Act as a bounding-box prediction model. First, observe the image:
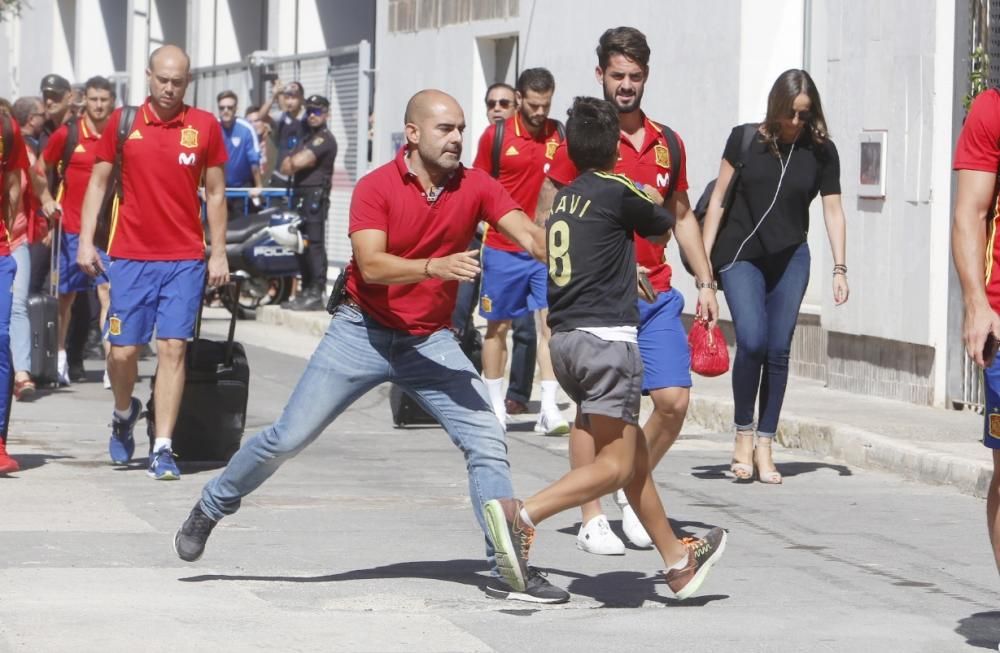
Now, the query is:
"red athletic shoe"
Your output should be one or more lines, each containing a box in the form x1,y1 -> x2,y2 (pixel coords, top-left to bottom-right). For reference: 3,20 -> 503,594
0,440 -> 20,474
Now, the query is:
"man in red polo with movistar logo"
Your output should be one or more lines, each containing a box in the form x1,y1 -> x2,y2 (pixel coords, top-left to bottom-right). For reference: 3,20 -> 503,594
176,89 -> 571,605
473,67 -> 568,436
34,76 -> 116,388
540,26 -> 719,555
78,44 -> 229,481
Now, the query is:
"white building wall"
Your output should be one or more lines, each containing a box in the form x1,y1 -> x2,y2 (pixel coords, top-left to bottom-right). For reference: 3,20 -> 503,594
374,0 -> 952,405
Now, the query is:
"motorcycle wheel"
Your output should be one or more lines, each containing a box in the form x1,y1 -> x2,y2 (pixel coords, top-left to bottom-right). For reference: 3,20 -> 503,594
224,276 -> 293,320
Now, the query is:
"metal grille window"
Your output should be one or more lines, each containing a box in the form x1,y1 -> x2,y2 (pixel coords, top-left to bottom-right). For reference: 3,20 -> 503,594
189,42 -> 372,268
389,0 -> 517,32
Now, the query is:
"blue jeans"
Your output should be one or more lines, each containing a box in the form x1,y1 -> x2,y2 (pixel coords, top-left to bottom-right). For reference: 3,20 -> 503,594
720,243 -> 810,437
200,304 -> 513,572
0,256 -> 15,441
10,245 -> 30,374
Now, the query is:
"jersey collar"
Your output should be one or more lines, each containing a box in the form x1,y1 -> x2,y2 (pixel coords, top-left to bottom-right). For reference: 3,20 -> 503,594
619,112 -> 662,154
141,99 -> 189,126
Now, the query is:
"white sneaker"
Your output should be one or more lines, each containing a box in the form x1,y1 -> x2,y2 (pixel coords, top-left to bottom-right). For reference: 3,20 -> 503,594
576,515 -> 625,555
57,359 -> 71,387
533,410 -> 569,436
621,504 -> 653,548
614,490 -> 653,548
103,370 -> 112,390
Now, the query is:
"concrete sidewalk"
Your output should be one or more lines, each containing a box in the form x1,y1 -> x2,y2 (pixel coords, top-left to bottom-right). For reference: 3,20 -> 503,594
260,305 -> 993,500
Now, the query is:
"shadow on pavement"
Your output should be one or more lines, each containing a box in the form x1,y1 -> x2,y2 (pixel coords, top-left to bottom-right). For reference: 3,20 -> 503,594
956,611 -> 1000,649
178,558 -> 488,590
690,462 -> 852,480
558,568 -> 728,608
6,453 -> 75,472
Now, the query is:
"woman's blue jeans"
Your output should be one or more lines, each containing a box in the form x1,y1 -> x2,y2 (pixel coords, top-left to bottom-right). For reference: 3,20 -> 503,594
720,243 -> 810,437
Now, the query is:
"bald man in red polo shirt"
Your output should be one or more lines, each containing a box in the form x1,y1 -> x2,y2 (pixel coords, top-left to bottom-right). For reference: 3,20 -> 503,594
175,89 -> 571,605
78,45 -> 229,481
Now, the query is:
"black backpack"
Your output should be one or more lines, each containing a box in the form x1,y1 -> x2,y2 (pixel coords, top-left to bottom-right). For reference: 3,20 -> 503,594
490,118 -> 566,178
681,123 -> 760,276
95,106 -> 138,251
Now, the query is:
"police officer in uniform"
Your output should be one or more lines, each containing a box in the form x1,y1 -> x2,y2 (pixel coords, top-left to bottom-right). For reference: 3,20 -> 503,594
281,94 -> 337,311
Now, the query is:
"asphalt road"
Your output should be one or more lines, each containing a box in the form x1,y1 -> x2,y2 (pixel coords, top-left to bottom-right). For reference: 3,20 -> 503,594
0,314 -> 996,652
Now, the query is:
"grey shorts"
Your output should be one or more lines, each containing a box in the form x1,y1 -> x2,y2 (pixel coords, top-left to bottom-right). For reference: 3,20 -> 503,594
549,330 -> 644,426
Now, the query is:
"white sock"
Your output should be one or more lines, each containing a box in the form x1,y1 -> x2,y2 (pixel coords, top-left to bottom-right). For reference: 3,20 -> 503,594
153,438 -> 172,453
113,406 -> 132,421
540,380 -> 560,415
668,549 -> 690,571
519,506 -> 535,528
57,349 -> 67,368
483,377 -> 505,417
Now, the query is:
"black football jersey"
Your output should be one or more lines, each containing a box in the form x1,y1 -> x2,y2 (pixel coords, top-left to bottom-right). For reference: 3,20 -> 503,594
546,170 -> 675,332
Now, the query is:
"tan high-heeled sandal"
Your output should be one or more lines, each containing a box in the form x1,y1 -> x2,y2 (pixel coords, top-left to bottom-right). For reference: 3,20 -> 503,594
753,435 -> 783,484
729,431 -> 755,482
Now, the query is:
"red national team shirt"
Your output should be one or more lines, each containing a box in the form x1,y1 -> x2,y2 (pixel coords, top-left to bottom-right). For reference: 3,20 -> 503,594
473,113 -> 562,251
0,119 -> 30,256
346,147 -> 520,334
95,99 -> 227,260
43,118 -> 102,234
547,113 -> 689,292
955,89 -> 1000,312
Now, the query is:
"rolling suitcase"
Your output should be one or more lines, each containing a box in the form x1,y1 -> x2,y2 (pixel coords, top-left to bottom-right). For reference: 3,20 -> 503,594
27,218 -> 61,386
146,281 -> 249,461
390,325 -> 483,428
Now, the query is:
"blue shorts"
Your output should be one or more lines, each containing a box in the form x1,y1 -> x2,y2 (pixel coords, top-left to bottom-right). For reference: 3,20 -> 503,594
478,245 -> 547,321
984,362 -> 1000,449
106,259 -> 205,345
637,288 -> 692,392
59,232 -> 110,294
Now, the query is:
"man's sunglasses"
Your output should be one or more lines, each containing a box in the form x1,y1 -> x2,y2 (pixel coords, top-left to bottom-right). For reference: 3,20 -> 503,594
305,106 -> 326,116
218,104 -> 236,112
486,98 -> 513,109
787,109 -> 813,123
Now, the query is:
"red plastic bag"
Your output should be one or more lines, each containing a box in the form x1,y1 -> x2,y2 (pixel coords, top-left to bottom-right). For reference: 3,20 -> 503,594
688,320 -> 730,377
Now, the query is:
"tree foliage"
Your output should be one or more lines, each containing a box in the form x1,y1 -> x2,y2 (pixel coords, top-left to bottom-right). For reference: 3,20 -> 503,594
0,0 -> 25,23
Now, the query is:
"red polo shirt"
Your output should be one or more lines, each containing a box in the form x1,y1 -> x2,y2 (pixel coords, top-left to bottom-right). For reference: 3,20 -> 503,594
473,113 -> 562,251
346,147 -> 520,334
547,113 -> 689,292
955,89 -> 1000,311
95,99 -> 227,260
43,117 -> 103,234
0,119 -> 30,256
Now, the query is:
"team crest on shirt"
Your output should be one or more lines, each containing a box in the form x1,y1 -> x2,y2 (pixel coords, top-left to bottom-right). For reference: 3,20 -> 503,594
480,295 -> 493,313
654,144 -> 670,168
180,126 -> 199,149
108,316 -> 122,336
990,413 -> 1000,440
231,136 -> 241,147
545,141 -> 559,160
313,137 -> 324,146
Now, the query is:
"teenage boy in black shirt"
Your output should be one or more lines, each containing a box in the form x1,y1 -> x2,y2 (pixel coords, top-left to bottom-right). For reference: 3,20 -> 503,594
484,97 -> 727,601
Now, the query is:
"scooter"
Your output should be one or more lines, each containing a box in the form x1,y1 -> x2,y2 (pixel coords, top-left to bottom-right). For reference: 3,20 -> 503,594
207,190 -> 303,320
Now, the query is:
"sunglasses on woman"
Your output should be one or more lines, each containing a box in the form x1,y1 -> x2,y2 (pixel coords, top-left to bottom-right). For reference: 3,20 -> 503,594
787,109 -> 812,123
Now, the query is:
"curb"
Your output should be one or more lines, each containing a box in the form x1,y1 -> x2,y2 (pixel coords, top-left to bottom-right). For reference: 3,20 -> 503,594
258,305 -> 993,500
685,393 -> 993,500
258,305 -> 329,337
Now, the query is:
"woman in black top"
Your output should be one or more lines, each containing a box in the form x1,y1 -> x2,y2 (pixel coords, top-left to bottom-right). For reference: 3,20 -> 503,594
701,69 -> 849,484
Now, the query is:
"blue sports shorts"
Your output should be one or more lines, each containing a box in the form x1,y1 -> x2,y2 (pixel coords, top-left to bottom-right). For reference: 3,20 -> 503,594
637,287 -> 692,392
478,245 -> 547,321
59,232 -> 110,294
105,259 -> 205,345
983,361 -> 1000,449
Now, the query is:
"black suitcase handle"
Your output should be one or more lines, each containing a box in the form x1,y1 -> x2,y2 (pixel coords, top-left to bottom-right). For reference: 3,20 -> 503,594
192,275 -> 243,369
